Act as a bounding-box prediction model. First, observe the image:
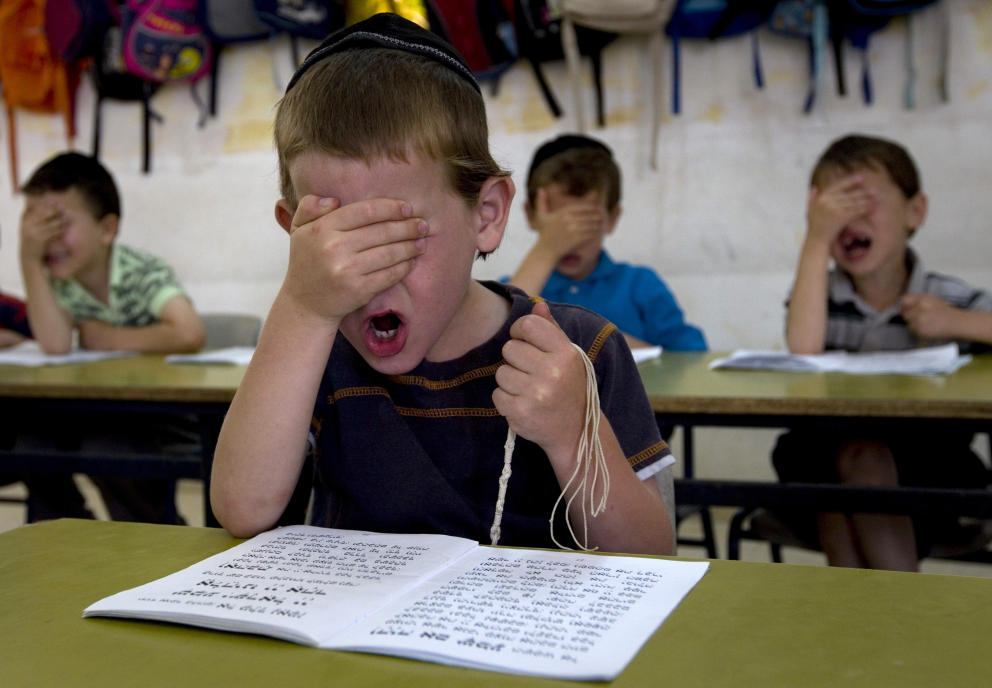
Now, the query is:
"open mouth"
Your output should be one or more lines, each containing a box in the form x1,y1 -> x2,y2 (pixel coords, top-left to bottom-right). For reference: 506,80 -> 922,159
44,251 -> 69,267
371,313 -> 401,341
839,231 -> 872,259
363,310 -> 408,359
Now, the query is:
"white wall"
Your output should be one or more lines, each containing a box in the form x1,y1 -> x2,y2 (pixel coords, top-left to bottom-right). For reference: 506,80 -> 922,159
2,2 -> 991,482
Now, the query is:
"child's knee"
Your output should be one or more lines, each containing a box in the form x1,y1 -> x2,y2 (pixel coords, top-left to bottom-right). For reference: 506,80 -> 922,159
835,439 -> 899,484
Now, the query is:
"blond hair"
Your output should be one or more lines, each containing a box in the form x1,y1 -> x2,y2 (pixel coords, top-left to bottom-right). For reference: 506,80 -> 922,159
274,48 -> 508,209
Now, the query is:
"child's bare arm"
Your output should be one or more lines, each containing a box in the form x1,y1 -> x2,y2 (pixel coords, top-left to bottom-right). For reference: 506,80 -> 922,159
78,295 -> 205,353
0,330 -> 25,348
493,302 -> 673,555
509,188 -> 607,295
787,174 -> 873,353
19,202 -> 73,354
211,195 -> 428,537
901,293 -> 992,346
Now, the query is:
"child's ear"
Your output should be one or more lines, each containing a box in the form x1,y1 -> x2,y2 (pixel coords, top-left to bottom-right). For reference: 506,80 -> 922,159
605,204 -> 622,235
274,199 -> 295,234
906,191 -> 927,233
99,214 -> 119,245
475,176 -> 515,253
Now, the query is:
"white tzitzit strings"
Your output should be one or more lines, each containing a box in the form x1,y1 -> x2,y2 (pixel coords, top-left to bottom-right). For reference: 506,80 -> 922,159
490,343 -> 610,550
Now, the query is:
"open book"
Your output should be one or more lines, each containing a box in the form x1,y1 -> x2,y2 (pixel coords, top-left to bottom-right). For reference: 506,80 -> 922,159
84,525 -> 708,681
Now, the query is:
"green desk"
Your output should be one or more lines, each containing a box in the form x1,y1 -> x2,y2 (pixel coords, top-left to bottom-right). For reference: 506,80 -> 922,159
1,519 -> 987,687
640,351 -> 992,421
639,352 -> 992,518
0,353 -> 245,403
0,355 -> 247,523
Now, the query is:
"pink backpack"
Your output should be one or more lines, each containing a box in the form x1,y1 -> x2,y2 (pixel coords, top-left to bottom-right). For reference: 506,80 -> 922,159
122,0 -> 213,82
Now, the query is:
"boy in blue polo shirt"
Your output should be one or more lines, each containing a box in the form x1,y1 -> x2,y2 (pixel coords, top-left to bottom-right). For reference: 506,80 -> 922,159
509,134 -> 706,351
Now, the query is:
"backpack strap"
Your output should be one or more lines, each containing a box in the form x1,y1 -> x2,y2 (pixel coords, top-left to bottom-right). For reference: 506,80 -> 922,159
935,0 -> 949,103
802,1 -> 827,113
904,11 -> 916,108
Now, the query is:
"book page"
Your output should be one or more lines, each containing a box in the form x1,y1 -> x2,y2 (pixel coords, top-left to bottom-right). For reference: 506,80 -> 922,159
84,526 -> 478,646
333,547 -> 709,681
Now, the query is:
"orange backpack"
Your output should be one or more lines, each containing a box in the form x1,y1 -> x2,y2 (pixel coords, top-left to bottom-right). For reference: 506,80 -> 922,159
0,0 -> 78,191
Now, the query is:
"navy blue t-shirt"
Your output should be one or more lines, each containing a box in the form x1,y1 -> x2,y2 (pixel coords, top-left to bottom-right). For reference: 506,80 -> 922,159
309,281 -> 669,548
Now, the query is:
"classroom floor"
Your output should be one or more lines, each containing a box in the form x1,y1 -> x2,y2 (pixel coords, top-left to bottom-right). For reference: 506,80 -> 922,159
1,478 -> 990,578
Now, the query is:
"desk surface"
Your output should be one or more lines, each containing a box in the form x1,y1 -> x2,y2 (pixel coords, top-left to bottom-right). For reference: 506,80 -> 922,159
1,519 -> 988,687
5,351 -> 992,416
0,355 -> 246,403
640,352 -> 992,420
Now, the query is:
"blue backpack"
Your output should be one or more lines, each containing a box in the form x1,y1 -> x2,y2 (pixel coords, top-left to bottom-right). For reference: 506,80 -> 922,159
767,0 -> 828,112
664,0 -> 778,114
828,0 -> 943,108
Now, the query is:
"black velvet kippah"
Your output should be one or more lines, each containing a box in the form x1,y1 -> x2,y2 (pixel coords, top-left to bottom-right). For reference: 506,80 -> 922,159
526,134 -> 614,187
285,12 -> 480,94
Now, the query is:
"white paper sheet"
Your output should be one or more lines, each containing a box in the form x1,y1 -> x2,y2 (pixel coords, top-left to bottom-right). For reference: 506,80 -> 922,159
632,346 -> 663,364
166,346 -> 255,365
0,340 -> 136,366
709,343 -> 971,375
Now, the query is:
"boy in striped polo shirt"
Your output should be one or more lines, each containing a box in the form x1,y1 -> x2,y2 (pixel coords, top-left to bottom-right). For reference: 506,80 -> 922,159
775,134 -> 992,571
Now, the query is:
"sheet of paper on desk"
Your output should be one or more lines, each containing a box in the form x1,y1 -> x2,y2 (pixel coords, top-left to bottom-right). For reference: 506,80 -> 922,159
0,341 -> 136,366
83,525 -> 708,681
166,346 -> 255,365
709,343 -> 971,375
632,346 -> 662,364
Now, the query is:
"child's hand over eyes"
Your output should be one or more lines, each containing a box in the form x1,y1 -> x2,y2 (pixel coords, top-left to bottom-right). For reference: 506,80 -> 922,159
283,195 -> 428,325
806,173 -> 874,248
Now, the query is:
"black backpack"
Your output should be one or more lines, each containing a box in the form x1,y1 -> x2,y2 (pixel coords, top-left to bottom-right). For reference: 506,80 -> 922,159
513,0 -> 615,121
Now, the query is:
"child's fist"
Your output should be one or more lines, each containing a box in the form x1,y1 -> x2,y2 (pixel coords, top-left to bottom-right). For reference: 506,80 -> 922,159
901,293 -> 960,340
493,301 -> 589,457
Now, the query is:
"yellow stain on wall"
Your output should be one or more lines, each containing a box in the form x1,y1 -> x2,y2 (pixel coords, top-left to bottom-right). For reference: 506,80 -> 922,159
603,106 -> 641,127
766,68 -> 797,87
966,80 -> 990,99
497,92 -> 557,133
224,50 -> 281,154
698,104 -> 726,122
972,2 -> 992,53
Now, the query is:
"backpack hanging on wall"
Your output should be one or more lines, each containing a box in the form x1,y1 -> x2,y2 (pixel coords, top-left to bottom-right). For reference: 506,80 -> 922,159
767,0 -> 828,113
426,0 -> 517,90
0,0 -> 80,191
513,0 -> 615,120
197,0 -> 270,117
664,0 -> 778,114
253,0 -> 346,68
44,0 -> 121,62
829,0 -> 944,108
90,22 -> 162,173
345,0 -> 429,27
121,0 -> 213,83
